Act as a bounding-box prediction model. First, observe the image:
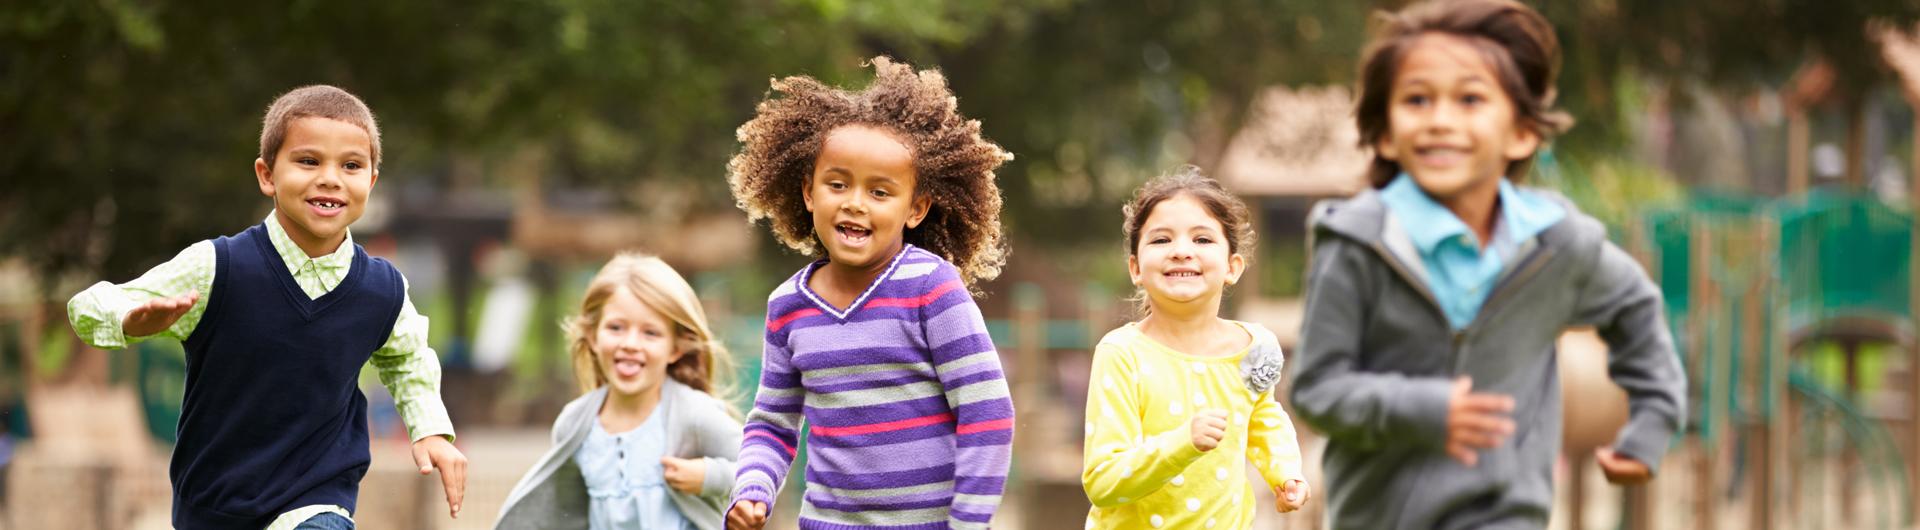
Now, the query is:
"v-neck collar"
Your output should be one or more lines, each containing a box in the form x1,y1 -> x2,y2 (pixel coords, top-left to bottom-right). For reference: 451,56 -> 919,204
252,222 -> 364,322
795,244 -> 914,321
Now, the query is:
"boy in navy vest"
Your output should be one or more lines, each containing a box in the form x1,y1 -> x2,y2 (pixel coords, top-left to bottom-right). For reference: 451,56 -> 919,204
67,85 -> 467,530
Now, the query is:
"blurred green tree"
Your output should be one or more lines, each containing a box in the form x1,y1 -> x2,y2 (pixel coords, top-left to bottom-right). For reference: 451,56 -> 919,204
6,0 -> 1918,300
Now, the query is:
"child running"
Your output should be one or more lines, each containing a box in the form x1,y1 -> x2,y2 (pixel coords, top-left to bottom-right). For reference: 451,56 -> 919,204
65,85 -> 465,530
495,253 -> 743,530
1082,166 -> 1310,530
1287,1 -> 1688,528
723,56 -> 1017,530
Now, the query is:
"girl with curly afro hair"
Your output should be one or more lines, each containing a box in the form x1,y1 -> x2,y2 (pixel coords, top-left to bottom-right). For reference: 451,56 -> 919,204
724,57 -> 1017,530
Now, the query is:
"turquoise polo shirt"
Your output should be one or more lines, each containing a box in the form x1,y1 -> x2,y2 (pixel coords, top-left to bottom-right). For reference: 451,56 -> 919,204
1378,175 -> 1566,329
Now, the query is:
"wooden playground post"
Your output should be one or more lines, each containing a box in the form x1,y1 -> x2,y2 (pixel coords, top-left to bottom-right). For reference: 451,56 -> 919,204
1690,216 -> 1718,530
1871,23 -> 1920,522
1910,101 -> 1920,530
1740,222 -> 1776,530
1908,55 -> 1920,527
1757,216 -> 1790,530
1787,106 -> 1809,196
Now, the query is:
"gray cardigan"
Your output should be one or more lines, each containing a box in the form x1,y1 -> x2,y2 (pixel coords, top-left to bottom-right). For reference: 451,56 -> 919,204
1288,189 -> 1687,530
494,380 -> 742,530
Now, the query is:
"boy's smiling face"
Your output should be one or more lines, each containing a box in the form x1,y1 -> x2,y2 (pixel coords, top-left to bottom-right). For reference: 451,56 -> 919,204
1374,33 -> 1540,202
803,125 -> 931,271
255,117 -> 378,258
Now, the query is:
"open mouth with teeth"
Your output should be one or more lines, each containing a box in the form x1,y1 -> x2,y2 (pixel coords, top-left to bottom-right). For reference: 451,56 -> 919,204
306,197 -> 347,216
835,222 -> 873,246
1413,145 -> 1469,166
1164,270 -> 1202,278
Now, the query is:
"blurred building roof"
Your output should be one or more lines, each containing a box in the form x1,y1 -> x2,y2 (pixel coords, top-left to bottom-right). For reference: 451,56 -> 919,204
510,180 -> 757,270
1216,85 -> 1370,198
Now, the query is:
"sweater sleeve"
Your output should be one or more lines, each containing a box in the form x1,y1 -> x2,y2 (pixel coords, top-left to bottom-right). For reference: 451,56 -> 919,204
691,394 -> 745,499
729,309 -> 804,513
1288,237 -> 1456,451
1572,240 -> 1687,474
1247,349 -> 1306,492
920,264 -> 1014,530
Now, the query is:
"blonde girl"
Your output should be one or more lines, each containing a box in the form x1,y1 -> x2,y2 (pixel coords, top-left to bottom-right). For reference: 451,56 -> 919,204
497,253 -> 742,530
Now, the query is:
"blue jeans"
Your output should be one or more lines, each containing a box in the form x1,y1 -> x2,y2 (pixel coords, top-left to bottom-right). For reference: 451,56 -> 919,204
292,513 -> 354,530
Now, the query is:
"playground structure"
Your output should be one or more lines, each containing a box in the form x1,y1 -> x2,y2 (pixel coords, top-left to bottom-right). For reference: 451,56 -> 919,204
1570,191 -> 1918,530
1581,26 -> 1920,530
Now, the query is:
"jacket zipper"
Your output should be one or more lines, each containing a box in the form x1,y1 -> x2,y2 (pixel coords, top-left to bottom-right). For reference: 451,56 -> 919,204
1365,240 -> 1558,375
1452,245 -> 1558,372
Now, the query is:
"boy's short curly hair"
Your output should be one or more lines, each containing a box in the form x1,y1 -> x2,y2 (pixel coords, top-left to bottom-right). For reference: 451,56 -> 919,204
260,85 -> 381,170
727,56 -> 1014,285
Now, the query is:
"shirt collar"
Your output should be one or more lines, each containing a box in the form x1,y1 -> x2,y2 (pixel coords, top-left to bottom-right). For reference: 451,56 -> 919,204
1379,174 -> 1566,253
1379,174 -> 1472,254
1496,178 -> 1566,244
263,210 -> 355,272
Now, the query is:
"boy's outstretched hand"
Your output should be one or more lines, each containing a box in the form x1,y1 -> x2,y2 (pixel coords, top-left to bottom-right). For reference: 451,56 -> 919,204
122,290 -> 198,338
1595,447 -> 1652,485
1445,377 -> 1515,467
1275,479 -> 1311,513
727,500 -> 768,530
411,435 -> 468,519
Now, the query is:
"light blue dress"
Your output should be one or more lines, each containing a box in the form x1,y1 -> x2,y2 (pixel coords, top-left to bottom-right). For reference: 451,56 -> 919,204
573,406 -> 692,530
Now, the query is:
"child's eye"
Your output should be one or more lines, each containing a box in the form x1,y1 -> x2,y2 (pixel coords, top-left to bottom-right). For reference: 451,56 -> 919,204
828,181 -> 848,191
299,157 -> 320,166
1196,236 -> 1215,244
344,161 -> 363,171
1403,94 -> 1430,107
871,189 -> 890,199
1461,94 -> 1485,107
1149,236 -> 1171,244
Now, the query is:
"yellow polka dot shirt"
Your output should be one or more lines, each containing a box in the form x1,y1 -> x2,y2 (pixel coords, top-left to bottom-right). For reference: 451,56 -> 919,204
1082,321 -> 1305,529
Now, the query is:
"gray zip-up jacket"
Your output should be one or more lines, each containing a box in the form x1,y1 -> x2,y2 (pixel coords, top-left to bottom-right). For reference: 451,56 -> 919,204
494,380 -> 741,530
1288,189 -> 1686,530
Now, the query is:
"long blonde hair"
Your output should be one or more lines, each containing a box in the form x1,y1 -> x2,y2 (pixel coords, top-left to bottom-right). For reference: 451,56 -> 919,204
565,253 -> 735,404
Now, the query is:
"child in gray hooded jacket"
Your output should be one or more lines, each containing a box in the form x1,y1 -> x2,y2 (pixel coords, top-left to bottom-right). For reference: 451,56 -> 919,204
1288,1 -> 1687,529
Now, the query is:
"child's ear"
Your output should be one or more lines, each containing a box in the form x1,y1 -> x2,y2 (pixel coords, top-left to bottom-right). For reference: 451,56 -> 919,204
1225,253 -> 1247,286
254,158 -> 275,197
369,167 -> 380,189
802,173 -> 817,213
904,193 -> 932,229
1505,122 -> 1542,161
1374,134 -> 1402,162
1127,255 -> 1143,286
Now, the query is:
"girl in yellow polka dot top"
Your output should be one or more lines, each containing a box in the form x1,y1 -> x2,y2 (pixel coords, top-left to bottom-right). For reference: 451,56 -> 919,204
1082,167 -> 1310,529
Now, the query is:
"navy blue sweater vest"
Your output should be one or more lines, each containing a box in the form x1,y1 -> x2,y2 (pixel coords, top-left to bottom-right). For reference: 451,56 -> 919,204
174,224 -> 404,529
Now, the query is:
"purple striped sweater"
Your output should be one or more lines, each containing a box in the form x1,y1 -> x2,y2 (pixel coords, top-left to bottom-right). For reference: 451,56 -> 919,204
730,245 -> 1015,530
